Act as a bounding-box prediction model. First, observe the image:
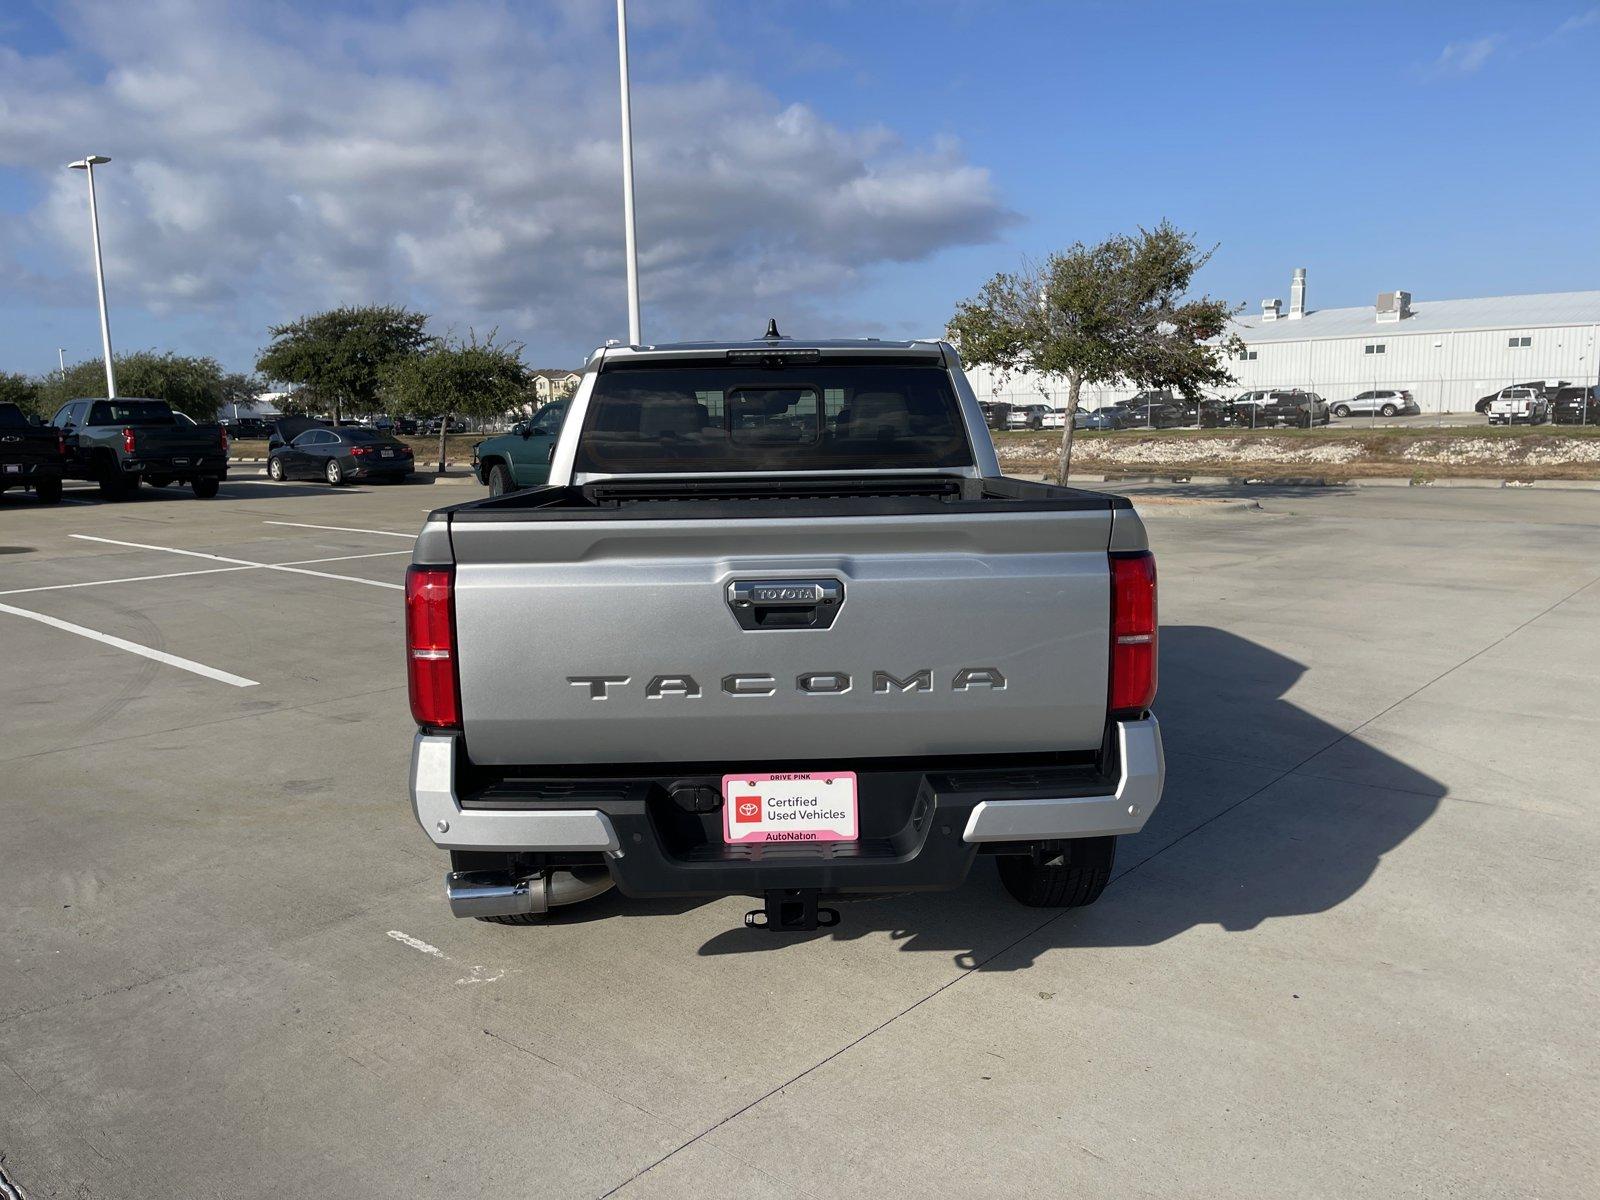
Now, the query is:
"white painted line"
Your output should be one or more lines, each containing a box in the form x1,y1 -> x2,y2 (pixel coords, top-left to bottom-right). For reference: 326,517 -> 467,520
0,551 -> 406,598
0,601 -> 260,687
279,550 -> 412,566
263,521 -> 417,539
70,534 -> 403,591
0,565 -> 257,597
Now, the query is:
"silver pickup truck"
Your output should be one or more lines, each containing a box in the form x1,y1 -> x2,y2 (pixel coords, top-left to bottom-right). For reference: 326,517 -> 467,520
407,335 -> 1164,932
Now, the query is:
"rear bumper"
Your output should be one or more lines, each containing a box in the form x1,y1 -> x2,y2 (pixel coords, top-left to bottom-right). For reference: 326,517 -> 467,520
409,718 -> 1164,898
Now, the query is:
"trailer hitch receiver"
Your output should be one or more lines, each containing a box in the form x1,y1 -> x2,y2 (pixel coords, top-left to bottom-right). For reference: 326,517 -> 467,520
745,889 -> 839,932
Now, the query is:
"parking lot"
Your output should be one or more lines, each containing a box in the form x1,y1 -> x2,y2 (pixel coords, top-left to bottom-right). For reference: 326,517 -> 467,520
1,475 -> 1596,1198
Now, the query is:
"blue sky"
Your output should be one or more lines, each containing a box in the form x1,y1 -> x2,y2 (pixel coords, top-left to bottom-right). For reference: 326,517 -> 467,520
2,0 -> 1597,376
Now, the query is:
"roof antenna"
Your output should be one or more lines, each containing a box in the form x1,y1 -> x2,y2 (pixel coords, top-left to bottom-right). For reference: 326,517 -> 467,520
763,317 -> 782,340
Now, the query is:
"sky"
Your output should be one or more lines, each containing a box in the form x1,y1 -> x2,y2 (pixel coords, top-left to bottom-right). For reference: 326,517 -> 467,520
2,0 -> 1598,377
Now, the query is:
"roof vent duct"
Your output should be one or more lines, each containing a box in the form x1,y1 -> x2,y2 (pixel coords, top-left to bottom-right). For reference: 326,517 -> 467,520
1261,298 -> 1282,322
1289,268 -> 1307,319
1376,291 -> 1412,323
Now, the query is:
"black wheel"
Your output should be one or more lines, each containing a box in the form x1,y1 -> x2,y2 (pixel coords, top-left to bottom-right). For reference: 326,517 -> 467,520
326,459 -> 344,487
1380,404 -> 1397,417
191,476 -> 220,498
474,912 -> 544,926
267,457 -> 286,481
34,477 -> 63,504
997,837 -> 1116,908
98,468 -> 132,499
1332,404 -> 1350,418
487,464 -> 512,496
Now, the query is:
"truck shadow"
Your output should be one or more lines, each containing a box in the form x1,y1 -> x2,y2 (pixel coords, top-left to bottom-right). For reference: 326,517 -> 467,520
696,625 -> 1446,968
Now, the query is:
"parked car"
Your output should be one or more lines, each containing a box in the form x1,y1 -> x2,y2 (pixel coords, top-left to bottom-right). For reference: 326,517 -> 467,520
0,402 -> 65,503
1332,390 -> 1419,418
407,334 -> 1165,931
1074,407 -> 1128,430
1549,386 -> 1600,425
978,401 -> 1013,431
392,416 -> 420,435
1258,391 -> 1331,428
471,401 -> 571,494
221,416 -> 272,440
52,397 -> 228,498
1474,381 -> 1569,414
1487,388 -> 1549,426
1034,407 -> 1068,429
267,421 -> 414,485
1006,404 -> 1052,430
1124,403 -> 1186,429
1196,398 -> 1237,428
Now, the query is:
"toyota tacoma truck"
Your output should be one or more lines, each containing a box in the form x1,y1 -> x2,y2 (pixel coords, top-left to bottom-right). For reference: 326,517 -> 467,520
52,397 -> 229,498
407,333 -> 1164,931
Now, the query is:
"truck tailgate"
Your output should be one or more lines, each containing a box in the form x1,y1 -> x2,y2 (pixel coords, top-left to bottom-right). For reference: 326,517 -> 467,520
448,505 -> 1116,766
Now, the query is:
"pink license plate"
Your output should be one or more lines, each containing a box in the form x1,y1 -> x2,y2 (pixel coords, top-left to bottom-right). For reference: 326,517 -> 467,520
722,772 -> 858,844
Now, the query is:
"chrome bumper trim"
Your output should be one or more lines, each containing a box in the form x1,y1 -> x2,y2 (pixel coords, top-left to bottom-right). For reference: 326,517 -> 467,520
961,717 -> 1165,844
409,732 -> 622,854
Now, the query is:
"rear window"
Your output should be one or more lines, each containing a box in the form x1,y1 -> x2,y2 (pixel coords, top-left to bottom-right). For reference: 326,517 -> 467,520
574,360 -> 972,474
0,404 -> 27,427
88,400 -> 176,426
339,428 -> 388,444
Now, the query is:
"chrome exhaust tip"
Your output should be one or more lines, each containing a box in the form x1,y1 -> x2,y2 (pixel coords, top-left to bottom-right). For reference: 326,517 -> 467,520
446,871 -> 536,918
444,867 -> 615,919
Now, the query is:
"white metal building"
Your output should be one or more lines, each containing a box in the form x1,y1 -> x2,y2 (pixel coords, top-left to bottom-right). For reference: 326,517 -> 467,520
961,271 -> 1600,413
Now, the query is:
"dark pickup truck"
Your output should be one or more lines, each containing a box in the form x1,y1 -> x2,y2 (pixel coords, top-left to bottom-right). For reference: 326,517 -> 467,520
51,397 -> 229,498
0,403 -> 65,504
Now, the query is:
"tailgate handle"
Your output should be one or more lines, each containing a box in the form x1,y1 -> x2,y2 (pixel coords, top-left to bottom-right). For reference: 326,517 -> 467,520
727,579 -> 843,631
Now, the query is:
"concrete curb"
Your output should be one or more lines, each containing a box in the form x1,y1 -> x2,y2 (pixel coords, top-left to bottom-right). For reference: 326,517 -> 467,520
1036,471 -> 1600,492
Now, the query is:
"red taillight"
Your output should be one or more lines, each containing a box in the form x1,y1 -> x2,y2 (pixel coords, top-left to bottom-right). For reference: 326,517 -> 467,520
1109,551 -> 1158,716
57,431 -> 68,457
350,445 -> 370,456
406,565 -> 459,729
398,446 -> 413,457
122,426 -> 136,455
219,425 -> 229,453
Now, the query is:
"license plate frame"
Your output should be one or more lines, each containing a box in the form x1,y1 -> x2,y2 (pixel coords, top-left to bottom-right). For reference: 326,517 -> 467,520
722,772 -> 858,844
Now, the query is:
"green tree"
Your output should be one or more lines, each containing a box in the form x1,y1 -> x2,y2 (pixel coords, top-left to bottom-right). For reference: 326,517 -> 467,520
218,371 -> 263,419
948,221 -> 1239,481
0,372 -> 42,420
36,351 -> 230,420
255,305 -> 429,423
384,330 -> 531,474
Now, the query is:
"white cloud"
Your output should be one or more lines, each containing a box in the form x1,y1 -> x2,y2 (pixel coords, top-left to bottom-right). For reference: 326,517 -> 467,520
1429,35 -> 1500,76
1556,7 -> 1600,34
0,0 -> 1012,363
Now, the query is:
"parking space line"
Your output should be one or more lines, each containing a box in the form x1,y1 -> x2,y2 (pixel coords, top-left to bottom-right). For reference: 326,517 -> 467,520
263,521 -> 417,539
70,535 -> 403,591
0,551 -> 410,599
0,565 -> 258,597
0,601 -> 260,687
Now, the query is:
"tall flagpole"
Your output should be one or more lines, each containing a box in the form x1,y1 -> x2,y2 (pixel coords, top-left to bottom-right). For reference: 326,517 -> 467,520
616,0 -> 642,345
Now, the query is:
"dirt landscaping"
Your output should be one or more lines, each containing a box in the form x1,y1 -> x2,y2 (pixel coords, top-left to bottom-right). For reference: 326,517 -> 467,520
995,426 -> 1600,481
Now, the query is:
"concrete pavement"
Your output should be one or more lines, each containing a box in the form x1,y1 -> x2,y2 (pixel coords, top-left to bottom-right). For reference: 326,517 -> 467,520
0,476 -> 1595,1198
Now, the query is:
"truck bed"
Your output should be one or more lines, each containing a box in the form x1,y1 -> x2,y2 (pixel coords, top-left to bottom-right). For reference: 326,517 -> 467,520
439,474 -> 1129,522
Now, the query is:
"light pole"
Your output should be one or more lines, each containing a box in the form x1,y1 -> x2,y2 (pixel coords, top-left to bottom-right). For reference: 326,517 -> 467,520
57,348 -> 66,376
68,155 -> 117,397
616,0 -> 642,346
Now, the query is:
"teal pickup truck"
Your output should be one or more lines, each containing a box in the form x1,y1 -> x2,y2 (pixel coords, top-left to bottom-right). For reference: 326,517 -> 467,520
470,401 -> 568,494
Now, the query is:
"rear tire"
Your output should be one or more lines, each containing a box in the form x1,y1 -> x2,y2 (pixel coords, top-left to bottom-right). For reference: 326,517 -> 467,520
1380,404 -> 1397,417
487,464 -> 511,496
997,837 -> 1116,908
191,476 -> 220,498
98,468 -> 132,499
326,459 -> 344,487
34,477 -> 63,504
1332,404 -> 1350,418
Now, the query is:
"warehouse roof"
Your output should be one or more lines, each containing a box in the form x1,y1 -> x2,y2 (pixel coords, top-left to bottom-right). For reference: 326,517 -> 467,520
1233,290 -> 1600,343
